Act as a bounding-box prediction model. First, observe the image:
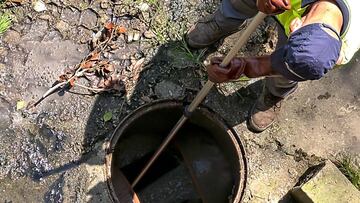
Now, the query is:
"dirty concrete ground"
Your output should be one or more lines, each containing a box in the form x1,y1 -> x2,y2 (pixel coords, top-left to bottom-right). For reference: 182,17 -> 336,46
0,0 -> 359,202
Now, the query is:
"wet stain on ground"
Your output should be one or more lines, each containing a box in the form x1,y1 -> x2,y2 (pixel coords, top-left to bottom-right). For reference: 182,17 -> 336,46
317,92 -> 332,100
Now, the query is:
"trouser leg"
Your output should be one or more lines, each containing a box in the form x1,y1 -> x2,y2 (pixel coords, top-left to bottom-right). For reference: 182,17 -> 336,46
265,76 -> 298,98
220,0 -> 258,20
186,0 -> 258,48
265,25 -> 298,98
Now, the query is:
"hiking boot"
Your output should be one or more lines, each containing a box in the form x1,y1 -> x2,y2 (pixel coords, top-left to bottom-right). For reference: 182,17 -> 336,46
248,88 -> 283,132
186,9 -> 246,49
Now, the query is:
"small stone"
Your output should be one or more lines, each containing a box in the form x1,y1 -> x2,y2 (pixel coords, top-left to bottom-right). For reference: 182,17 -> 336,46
121,59 -> 131,68
133,31 -> 141,41
134,51 -> 144,60
0,47 -> 7,57
127,32 -> 134,43
100,0 -> 109,9
38,14 -> 52,21
155,81 -> 183,99
98,13 -> 110,25
143,30 -> 156,39
61,7 -> 81,26
137,3 -> 149,12
3,30 -> 21,45
55,20 -> 69,34
80,9 -> 98,29
32,0 -> 47,12
141,96 -> 152,103
77,27 -> 92,44
0,106 -> 11,130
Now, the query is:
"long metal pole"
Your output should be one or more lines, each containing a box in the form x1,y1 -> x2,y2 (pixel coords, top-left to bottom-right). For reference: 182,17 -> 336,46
131,12 -> 267,188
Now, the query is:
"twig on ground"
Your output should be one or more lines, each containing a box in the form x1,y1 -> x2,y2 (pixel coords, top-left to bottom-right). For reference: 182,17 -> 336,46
73,82 -> 109,93
31,22 -> 126,108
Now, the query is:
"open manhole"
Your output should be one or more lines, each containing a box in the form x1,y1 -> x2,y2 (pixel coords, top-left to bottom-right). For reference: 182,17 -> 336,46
105,100 -> 248,203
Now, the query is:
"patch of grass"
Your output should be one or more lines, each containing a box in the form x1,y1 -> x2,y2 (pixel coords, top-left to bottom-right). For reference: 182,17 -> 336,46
0,11 -> 11,34
177,36 -> 207,66
336,155 -> 360,190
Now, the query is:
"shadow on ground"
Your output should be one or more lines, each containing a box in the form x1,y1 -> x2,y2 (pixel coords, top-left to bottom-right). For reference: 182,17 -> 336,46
36,38 -> 265,202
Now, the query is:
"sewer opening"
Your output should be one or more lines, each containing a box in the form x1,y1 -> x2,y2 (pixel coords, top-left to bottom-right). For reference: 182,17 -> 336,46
108,102 -> 247,203
120,146 -> 182,192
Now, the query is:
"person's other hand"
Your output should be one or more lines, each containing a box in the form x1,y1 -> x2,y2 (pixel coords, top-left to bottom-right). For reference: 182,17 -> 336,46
206,57 -> 246,83
257,0 -> 292,15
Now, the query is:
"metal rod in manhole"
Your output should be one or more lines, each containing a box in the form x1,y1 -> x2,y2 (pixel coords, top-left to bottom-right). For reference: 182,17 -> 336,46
131,12 -> 267,188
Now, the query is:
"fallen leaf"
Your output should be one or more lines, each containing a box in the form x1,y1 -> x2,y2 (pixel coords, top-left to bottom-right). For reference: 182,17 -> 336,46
88,52 -> 100,61
92,29 -> 103,47
103,111 -> 112,122
103,77 -> 112,87
59,74 -> 68,81
137,2 -> 150,12
97,74 -> 124,93
81,61 -> 96,69
16,100 -> 26,110
103,64 -> 114,73
69,78 -> 76,87
98,60 -> 109,66
116,26 -> 127,34
104,22 -> 114,30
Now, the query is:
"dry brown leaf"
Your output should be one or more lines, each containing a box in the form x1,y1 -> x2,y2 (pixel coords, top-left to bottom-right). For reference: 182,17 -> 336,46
104,22 -> 114,30
59,74 -> 68,82
69,78 -> 76,87
116,26 -> 127,34
104,64 -> 115,73
88,52 -> 100,61
103,78 -> 112,88
81,61 -> 96,69
96,74 -> 124,92
98,60 -> 109,66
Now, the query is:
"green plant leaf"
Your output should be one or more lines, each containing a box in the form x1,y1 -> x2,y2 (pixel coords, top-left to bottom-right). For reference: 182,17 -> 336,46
103,111 -> 113,122
0,12 -> 11,34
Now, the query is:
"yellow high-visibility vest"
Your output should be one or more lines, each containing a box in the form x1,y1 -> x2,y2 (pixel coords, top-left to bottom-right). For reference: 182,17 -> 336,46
276,0 -> 360,65
276,0 -> 308,36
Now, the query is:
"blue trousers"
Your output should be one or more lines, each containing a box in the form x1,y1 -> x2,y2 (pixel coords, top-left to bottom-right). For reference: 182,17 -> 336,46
221,0 -> 298,98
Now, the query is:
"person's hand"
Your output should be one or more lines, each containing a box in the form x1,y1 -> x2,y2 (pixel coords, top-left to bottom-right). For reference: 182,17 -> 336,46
206,57 -> 246,83
257,0 -> 292,15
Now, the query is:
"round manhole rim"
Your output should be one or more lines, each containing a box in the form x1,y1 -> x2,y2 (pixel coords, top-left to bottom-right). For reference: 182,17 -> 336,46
104,99 -> 248,203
